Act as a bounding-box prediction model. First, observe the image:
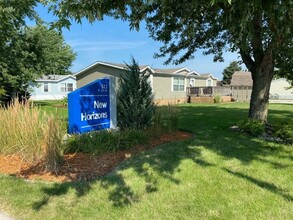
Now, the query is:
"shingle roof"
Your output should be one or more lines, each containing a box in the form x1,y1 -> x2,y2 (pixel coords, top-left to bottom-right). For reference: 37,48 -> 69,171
152,68 -> 186,74
36,74 -> 75,82
230,71 -> 253,86
75,60 -> 217,79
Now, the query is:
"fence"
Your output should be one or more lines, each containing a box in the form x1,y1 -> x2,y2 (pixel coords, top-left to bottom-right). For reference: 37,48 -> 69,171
187,86 -> 231,97
187,86 -> 252,102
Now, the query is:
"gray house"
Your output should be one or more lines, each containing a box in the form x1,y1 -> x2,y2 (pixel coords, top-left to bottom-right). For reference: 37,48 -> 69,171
75,61 -> 217,105
230,71 -> 253,102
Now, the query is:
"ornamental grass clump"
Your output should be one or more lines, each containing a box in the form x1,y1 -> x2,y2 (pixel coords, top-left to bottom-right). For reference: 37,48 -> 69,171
0,99 -> 63,173
153,105 -> 179,133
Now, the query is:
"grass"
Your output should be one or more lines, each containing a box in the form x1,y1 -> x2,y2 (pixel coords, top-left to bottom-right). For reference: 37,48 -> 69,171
33,100 -> 68,131
0,102 -> 293,219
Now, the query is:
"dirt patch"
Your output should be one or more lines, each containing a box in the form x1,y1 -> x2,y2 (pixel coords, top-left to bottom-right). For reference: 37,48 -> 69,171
0,131 -> 193,183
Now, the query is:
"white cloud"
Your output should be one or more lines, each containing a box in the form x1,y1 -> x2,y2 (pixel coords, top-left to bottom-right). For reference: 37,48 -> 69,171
66,40 -> 147,51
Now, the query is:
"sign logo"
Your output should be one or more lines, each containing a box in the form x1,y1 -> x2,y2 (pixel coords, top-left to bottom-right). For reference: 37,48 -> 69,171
68,77 -> 116,134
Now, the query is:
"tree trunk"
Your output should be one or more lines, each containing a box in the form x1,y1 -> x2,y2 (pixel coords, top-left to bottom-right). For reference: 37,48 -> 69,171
249,58 -> 275,123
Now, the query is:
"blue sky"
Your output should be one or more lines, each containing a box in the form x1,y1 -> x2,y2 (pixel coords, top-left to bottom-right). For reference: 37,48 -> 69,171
34,5 -> 243,79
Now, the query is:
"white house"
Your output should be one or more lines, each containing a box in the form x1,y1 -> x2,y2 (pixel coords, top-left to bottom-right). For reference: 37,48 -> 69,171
270,78 -> 293,100
29,75 -> 76,100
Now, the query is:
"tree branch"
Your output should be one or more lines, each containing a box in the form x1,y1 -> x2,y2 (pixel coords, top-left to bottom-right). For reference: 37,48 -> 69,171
240,49 -> 255,72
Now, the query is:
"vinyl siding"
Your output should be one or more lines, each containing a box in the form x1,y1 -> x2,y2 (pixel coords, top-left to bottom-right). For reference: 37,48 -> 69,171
30,77 -> 76,100
153,75 -> 187,100
270,79 -> 293,99
191,77 -> 217,87
76,65 -> 124,88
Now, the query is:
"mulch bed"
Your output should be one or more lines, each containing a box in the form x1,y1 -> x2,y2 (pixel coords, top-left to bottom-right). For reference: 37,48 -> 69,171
0,131 -> 193,183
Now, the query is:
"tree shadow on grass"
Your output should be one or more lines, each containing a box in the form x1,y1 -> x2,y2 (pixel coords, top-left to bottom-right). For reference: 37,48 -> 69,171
32,137 -> 213,210
32,104 -> 293,210
32,180 -> 96,210
179,105 -> 293,164
223,168 -> 293,201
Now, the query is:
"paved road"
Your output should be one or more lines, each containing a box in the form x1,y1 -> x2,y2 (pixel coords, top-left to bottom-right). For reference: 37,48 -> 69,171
0,211 -> 13,220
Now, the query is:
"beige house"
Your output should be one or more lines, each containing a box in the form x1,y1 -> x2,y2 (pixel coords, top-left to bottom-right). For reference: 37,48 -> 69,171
188,73 -> 218,87
75,61 -> 217,105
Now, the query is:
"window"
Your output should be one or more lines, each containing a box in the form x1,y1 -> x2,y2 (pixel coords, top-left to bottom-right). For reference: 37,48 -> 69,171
44,83 -> 48,92
189,79 -> 195,87
60,83 -> 73,92
67,83 -> 73,92
173,77 -> 185,92
207,79 -> 212,86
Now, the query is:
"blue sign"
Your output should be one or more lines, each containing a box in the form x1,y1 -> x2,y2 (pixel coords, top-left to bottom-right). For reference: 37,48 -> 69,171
68,77 -> 116,134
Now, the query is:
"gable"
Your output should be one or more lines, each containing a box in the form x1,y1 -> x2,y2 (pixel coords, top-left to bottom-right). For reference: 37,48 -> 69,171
231,71 -> 253,86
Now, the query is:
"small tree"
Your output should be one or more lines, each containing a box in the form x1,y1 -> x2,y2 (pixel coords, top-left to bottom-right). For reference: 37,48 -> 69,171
222,61 -> 242,85
117,57 -> 154,130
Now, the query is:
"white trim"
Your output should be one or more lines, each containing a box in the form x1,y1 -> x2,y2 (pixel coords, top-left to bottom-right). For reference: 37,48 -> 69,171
149,74 -> 154,93
35,75 -> 76,83
202,74 -> 218,80
140,66 -> 155,74
173,68 -> 190,74
206,78 -> 212,87
43,82 -> 50,92
172,76 -> 186,92
189,78 -> 195,87
187,71 -> 200,76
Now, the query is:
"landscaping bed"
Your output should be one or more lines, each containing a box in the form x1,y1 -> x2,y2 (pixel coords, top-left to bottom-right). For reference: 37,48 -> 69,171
0,131 -> 192,182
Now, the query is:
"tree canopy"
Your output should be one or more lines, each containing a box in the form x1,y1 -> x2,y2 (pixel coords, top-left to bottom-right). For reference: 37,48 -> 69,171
0,1 -> 76,104
9,1 -> 293,121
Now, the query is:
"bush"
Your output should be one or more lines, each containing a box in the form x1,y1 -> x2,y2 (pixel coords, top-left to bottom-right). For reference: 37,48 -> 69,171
64,129 -> 152,155
239,119 -> 265,137
273,119 -> 293,144
117,57 -> 154,130
214,95 -> 222,103
0,99 -> 63,173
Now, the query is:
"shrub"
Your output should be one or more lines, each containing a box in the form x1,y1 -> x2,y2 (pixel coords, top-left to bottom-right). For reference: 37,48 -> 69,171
0,99 -> 63,173
239,119 -> 265,137
273,119 -> 293,144
117,57 -> 154,130
64,129 -> 151,155
214,95 -> 222,103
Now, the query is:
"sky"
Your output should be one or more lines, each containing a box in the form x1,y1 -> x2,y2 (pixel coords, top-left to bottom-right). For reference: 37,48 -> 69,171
33,4 -> 243,79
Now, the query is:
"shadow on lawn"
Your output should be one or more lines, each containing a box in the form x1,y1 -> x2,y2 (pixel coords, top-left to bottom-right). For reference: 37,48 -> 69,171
32,137 -> 212,209
223,168 -> 293,201
32,104 -> 293,210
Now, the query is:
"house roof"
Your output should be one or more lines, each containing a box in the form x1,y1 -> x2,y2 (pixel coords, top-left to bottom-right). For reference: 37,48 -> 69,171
230,71 -> 253,86
35,74 -> 76,82
152,67 -> 190,75
75,61 -> 190,76
74,60 -> 217,79
189,73 -> 218,80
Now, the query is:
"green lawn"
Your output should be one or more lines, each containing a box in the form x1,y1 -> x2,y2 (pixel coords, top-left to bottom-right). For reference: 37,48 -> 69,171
0,102 -> 292,219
